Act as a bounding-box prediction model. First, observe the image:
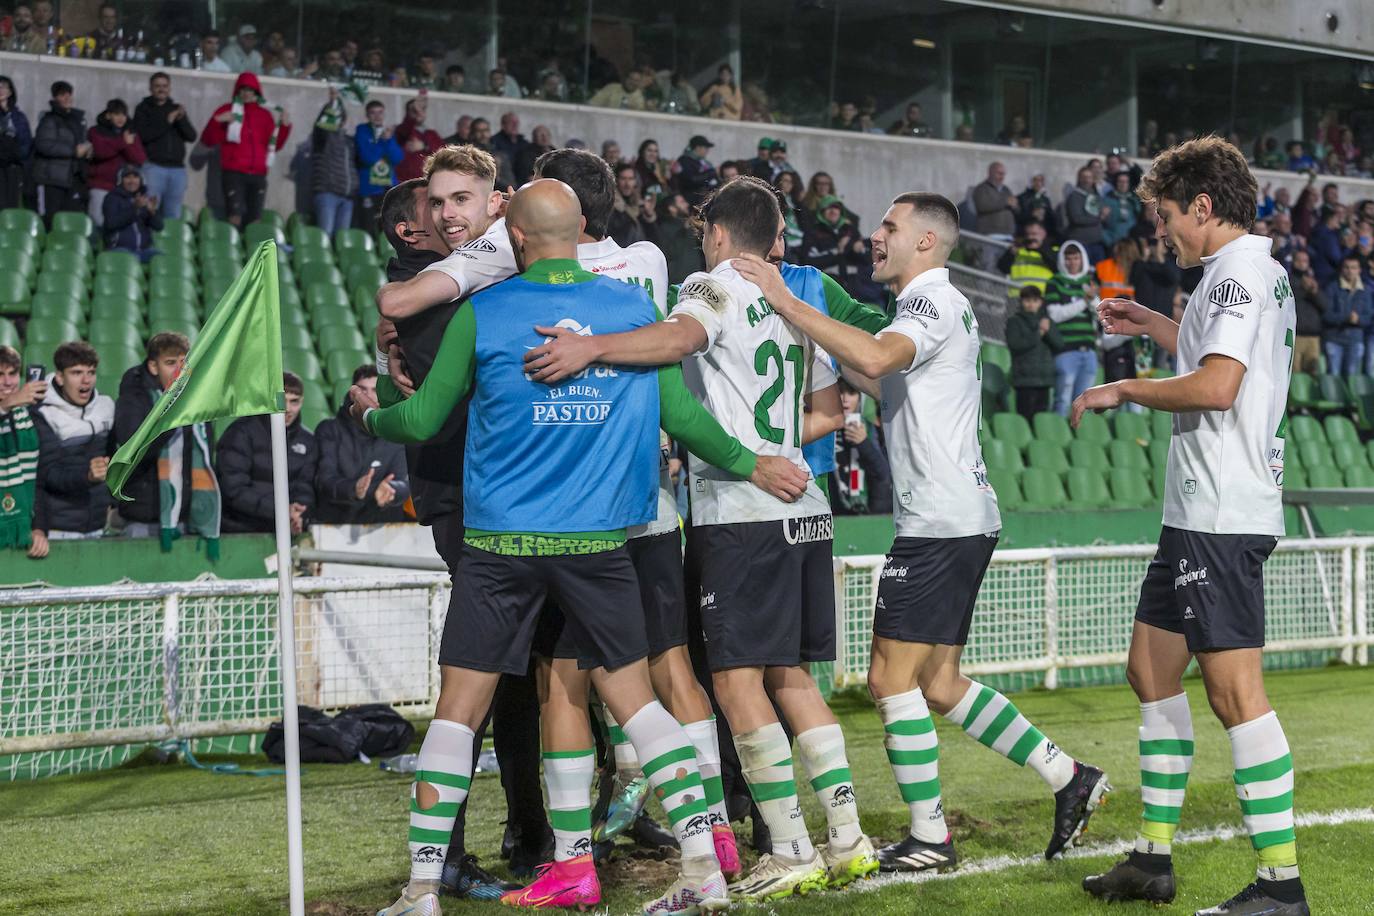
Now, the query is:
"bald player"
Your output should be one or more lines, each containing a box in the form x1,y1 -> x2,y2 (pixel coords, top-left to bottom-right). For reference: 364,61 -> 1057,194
354,179 -> 805,916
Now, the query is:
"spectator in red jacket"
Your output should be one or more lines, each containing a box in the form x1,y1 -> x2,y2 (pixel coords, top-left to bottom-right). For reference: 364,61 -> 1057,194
392,94 -> 442,183
200,71 -> 291,226
86,98 -> 145,229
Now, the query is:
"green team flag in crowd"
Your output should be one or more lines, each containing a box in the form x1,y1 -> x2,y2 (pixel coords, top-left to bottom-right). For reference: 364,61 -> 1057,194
107,240 -> 285,501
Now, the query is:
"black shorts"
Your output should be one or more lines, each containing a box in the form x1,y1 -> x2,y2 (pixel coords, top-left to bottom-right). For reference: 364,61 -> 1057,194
441,544 -> 649,675
221,171 -> 266,224
873,533 -> 999,646
1135,526 -> 1277,652
692,516 -> 836,671
540,530 -> 687,663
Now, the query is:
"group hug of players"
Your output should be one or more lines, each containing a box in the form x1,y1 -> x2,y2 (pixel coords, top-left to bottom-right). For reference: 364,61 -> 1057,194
349,135 -> 1309,916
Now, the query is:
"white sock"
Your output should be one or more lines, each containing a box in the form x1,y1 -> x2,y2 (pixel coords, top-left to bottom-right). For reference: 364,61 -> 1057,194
621,702 -> 716,862
734,721 -> 815,860
795,723 -> 863,848
407,720 -> 474,890
683,718 -> 730,828
602,704 -> 642,779
1228,711 -> 1299,882
946,680 -> 1075,792
877,688 -> 947,843
1136,692 -> 1194,856
544,748 -> 595,861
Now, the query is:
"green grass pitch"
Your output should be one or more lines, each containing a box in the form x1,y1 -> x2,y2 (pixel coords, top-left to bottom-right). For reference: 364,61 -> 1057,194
2,666 -> 1371,915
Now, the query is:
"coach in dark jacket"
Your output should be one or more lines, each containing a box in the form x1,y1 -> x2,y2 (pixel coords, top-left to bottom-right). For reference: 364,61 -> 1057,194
217,373 -> 317,533
313,367 -> 408,524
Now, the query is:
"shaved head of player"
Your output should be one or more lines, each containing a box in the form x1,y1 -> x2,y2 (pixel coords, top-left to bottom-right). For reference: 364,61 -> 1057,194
505,178 -> 583,268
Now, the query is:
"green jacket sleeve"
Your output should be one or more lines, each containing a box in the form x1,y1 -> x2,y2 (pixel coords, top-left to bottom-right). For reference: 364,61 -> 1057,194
366,307 -> 476,443
377,374 -> 402,408
820,273 -> 891,333
656,363 -> 757,479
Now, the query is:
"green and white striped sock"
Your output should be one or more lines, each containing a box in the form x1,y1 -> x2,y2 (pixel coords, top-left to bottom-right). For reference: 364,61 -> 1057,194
735,721 -> 816,859
1136,692 -> 1193,856
877,688 -> 947,843
683,717 -> 730,827
407,720 -> 474,888
602,704 -> 642,780
1229,711 -> 1299,881
946,680 -> 1075,792
796,723 -> 863,847
622,702 -> 716,861
544,748 -> 595,861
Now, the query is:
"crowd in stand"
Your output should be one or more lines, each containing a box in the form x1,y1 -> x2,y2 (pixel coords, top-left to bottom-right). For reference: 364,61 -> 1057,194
0,333 -> 409,559
989,156 -> 1374,419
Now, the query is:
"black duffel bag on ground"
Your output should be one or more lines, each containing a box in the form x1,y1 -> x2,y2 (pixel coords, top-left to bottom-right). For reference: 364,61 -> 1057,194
262,704 -> 415,764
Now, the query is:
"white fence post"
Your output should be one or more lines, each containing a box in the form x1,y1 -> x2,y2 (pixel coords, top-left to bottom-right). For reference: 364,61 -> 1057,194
1356,545 -> 1369,667
1043,556 -> 1059,691
1341,546 -> 1355,665
160,592 -> 181,737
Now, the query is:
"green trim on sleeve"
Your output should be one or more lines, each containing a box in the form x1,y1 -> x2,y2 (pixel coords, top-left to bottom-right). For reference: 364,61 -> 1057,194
656,363 -> 757,479
366,306 -> 477,443
376,374 -> 402,408
821,273 -> 891,333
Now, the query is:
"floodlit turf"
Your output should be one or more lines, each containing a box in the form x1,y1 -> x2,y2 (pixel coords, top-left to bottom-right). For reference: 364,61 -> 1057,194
2,666 -> 1371,915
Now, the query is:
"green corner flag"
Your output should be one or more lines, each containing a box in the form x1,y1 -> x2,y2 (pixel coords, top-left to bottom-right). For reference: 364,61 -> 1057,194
107,240 -> 285,500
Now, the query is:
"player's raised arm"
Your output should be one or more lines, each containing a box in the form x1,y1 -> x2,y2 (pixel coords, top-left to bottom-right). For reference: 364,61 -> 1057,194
735,253 -> 915,378
353,307 -> 477,443
523,297 -> 712,384
801,349 -> 845,445
376,271 -> 461,320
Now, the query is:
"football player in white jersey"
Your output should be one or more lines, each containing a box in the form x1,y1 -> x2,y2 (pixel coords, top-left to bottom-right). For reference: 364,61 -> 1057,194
735,193 -> 1110,872
1075,139 -> 1307,916
524,177 -> 882,901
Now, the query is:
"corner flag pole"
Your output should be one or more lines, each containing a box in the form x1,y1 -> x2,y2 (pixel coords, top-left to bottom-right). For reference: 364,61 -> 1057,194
270,410 -> 306,916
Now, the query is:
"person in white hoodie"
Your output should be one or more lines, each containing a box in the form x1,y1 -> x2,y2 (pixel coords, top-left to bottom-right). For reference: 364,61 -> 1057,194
33,342 -> 114,539
1044,239 -> 1102,415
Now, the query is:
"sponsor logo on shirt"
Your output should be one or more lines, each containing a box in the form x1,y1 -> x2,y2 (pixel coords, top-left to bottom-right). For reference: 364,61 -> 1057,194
460,237 -> 499,254
678,277 -> 728,312
782,514 -> 834,545
881,564 -> 909,579
1207,278 -> 1251,318
1174,558 -> 1209,590
897,295 -> 939,326
1183,606 -> 1196,620
1183,478 -> 1197,495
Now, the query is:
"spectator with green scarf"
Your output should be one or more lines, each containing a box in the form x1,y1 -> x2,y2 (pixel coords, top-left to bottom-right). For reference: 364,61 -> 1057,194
0,345 -> 48,558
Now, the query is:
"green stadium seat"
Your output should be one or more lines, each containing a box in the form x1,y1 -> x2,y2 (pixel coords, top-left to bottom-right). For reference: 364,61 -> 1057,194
1027,440 -> 1069,475
293,246 -> 336,271
310,304 -> 358,334
1148,438 -> 1168,471
299,262 -> 345,288
1285,440 -> 1303,471
1284,464 -> 1307,490
199,218 -> 241,245
987,469 -> 1023,510
0,271 -> 29,316
95,249 -> 143,279
98,344 -> 145,383
335,227 -> 375,255
43,230 -> 92,259
1109,470 -> 1154,508
92,273 -> 141,302
280,301 -> 310,329
325,350 -> 368,385
244,220 -> 286,249
1074,410 -> 1111,445
1314,374 -> 1350,412
981,342 -> 1011,376
1108,439 -> 1150,472
26,316 -> 80,342
352,285 -> 377,324
991,412 -> 1032,453
1346,375 -> 1374,431
151,235 -> 194,260
1066,468 -> 1111,509
153,319 -> 199,344
0,228 -> 39,259
346,262 -> 385,295
1288,373 -> 1316,411
293,224 -> 331,252
331,377 -> 353,410
1307,465 -> 1343,488
1032,411 -> 1072,447
1288,414 -> 1324,447
0,246 -> 36,283
981,362 -> 1009,415
1344,465 -> 1374,488
198,239 -> 244,266
36,272 -> 86,301
375,230 -> 396,260
147,298 -> 199,326
39,248 -> 92,283
90,296 -> 145,331
1324,414 -> 1359,445
259,209 -> 286,232
1068,439 -> 1109,471
1331,440 -> 1369,472
155,217 -> 194,245
305,281 -> 350,312
202,275 -> 234,309
0,317 -> 19,348
29,293 -> 85,330
1298,439 -> 1333,468
1021,467 -> 1067,509
148,277 -> 199,309
23,342 -> 58,372
277,322 -> 313,351
0,207 -> 43,239
317,324 -> 366,356
982,438 -> 1024,475
149,253 -> 197,282
1365,440 -> 1374,470
88,319 -> 144,351
283,347 -> 324,382
52,211 -> 94,238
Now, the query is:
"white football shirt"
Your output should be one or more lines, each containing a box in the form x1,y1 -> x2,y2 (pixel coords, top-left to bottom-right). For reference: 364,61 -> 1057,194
878,267 -> 1000,538
672,261 -> 836,525
419,217 -> 517,300
1164,234 -> 1293,536
576,237 -> 677,539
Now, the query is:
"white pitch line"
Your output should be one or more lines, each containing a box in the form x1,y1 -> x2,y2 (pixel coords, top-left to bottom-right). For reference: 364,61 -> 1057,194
614,807 -> 1374,914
